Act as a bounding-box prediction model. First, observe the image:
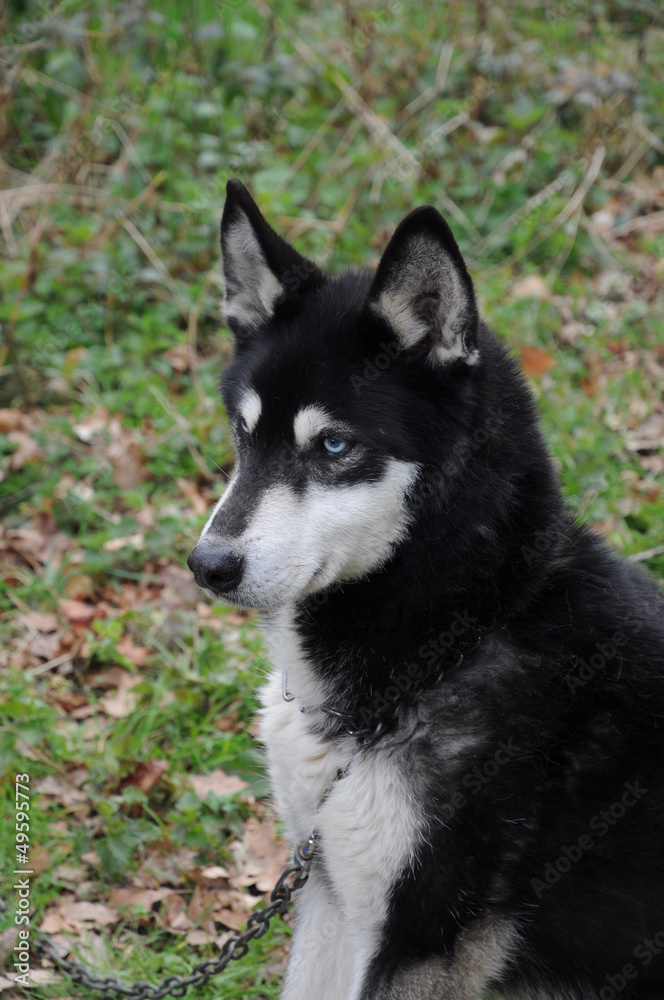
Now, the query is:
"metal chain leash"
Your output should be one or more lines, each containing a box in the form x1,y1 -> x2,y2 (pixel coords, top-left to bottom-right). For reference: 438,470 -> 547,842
30,832 -> 318,1000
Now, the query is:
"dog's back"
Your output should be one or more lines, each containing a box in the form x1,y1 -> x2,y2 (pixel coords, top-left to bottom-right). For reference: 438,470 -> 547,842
188,179 -> 664,1000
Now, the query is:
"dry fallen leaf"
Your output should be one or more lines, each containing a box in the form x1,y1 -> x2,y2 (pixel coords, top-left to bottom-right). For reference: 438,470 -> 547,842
164,344 -> 194,373
520,346 -> 555,377
108,886 -> 176,917
107,419 -> 147,490
102,533 -> 145,553
189,769 -> 249,800
59,928 -> 111,971
72,406 -> 111,443
213,906 -> 250,932
89,667 -> 143,718
6,518 -> 71,568
5,430 -> 42,470
160,893 -> 193,933
27,968 -> 60,986
639,455 -> 664,474
214,713 -> 244,732
52,863 -> 91,886
186,884 -> 217,936
177,477 -> 209,516
58,599 -> 101,626
626,412 -> 664,454
28,845 -> 62,876
0,408 -> 26,433
0,926 -> 20,965
157,562 -> 201,609
34,775 -> 88,809
118,758 -> 168,796
40,901 -> 119,934
52,689 -> 89,714
230,817 -> 289,894
185,928 -> 220,946
132,847 -> 197,889
117,634 -> 149,667
18,623 -> 68,666
22,611 -> 60,633
511,275 -> 549,300
199,865 -> 230,881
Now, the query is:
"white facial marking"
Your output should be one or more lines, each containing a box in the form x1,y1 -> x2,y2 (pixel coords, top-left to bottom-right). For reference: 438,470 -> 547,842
239,387 -> 262,433
223,214 -> 283,329
198,467 -> 238,542
293,405 -> 336,449
221,459 -> 418,609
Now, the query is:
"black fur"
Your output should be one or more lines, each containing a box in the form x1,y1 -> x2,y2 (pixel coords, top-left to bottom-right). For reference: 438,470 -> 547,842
191,180 -> 664,999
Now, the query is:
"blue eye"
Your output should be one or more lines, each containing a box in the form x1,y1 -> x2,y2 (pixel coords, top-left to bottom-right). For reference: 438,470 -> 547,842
239,418 -> 249,434
323,437 -> 349,455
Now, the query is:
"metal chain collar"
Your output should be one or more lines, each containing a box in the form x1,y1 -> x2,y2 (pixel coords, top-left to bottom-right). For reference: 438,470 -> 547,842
30,831 -> 318,1000
283,646 -> 468,744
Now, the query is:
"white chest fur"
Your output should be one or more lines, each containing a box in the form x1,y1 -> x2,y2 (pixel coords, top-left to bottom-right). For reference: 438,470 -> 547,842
258,611 -> 424,999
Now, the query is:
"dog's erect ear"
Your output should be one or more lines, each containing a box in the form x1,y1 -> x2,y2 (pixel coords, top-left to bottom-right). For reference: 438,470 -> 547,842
366,206 -> 479,366
221,178 -> 324,335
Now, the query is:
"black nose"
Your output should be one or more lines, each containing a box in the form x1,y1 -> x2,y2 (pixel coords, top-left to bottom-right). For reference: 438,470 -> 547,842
187,542 -> 244,594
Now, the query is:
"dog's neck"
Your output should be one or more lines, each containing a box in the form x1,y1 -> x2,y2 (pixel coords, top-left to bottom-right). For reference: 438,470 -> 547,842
264,590 -> 485,743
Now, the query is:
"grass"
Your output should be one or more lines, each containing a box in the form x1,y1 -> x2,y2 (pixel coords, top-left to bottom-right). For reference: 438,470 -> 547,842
1,1 -> 663,997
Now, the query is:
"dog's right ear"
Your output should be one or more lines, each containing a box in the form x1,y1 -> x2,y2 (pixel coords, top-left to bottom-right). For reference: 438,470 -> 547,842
221,179 -> 323,337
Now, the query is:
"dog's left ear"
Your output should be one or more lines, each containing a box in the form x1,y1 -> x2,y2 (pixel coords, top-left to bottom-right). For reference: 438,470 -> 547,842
221,178 -> 324,336
366,206 -> 479,366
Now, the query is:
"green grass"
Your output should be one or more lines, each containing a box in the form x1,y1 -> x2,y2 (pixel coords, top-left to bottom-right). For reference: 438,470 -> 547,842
1,0 -> 663,997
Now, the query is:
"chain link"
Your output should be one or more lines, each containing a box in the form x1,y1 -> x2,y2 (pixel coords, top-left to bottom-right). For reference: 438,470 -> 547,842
31,832 -> 318,1000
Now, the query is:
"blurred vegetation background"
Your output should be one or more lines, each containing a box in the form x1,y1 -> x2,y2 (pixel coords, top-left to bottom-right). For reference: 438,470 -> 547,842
1,1 -> 663,997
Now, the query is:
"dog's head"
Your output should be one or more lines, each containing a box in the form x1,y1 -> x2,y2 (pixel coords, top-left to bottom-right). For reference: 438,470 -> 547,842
188,179 -> 482,611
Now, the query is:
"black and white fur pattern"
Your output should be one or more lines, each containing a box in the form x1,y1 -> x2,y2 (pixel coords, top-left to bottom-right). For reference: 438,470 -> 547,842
188,179 -> 664,1000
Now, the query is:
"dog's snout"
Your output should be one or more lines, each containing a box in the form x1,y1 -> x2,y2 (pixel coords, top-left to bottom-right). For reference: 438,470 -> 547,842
187,543 -> 244,594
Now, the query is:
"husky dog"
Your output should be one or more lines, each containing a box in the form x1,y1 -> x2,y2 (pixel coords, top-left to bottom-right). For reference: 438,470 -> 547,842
188,179 -> 664,1000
